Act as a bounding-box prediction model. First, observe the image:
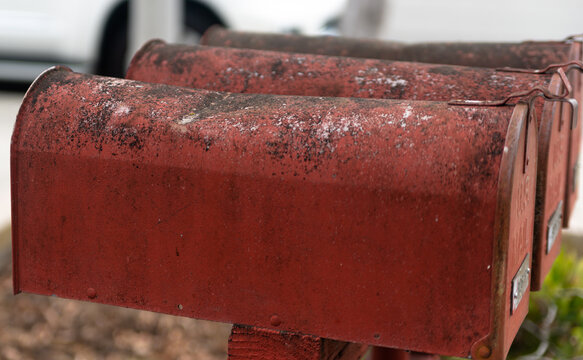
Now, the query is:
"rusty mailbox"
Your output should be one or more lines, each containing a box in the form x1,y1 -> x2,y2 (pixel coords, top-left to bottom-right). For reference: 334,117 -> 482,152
125,40 -> 570,291
12,67 -> 538,359
201,27 -> 577,69
201,28 -> 582,228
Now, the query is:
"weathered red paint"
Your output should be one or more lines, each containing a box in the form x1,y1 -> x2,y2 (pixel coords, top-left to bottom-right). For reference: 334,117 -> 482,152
200,26 -> 570,68
228,324 -> 369,360
127,40 -> 553,101
126,40 -> 565,290
13,68 -> 536,358
201,28 -> 582,228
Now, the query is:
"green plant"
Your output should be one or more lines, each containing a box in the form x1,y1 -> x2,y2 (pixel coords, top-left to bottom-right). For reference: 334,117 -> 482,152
444,249 -> 583,360
508,249 -> 583,359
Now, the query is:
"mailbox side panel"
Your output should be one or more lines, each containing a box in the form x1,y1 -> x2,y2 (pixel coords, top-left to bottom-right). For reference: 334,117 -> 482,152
13,71 -> 512,356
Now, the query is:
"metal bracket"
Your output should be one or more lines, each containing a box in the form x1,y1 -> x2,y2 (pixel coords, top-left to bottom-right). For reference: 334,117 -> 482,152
495,64 -> 580,129
449,69 -> 575,173
565,34 -> 583,42
449,67 -> 572,106
496,60 -> 583,93
496,60 -> 583,75
564,97 -> 579,129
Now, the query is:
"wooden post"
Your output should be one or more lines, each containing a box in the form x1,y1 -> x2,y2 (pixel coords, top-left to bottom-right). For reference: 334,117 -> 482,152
228,324 -> 369,360
371,347 -> 440,360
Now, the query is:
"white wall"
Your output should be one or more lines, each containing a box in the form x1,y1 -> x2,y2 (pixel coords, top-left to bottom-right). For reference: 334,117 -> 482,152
379,0 -> 582,42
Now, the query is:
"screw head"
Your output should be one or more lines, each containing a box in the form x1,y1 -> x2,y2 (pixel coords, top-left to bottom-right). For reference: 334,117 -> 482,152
477,344 -> 492,358
270,315 -> 281,327
86,288 -> 97,299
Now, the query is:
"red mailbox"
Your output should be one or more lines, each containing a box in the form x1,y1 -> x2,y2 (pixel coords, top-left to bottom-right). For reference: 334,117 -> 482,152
200,28 -> 582,229
13,67 -> 537,359
126,41 -> 568,291
201,27 -> 576,69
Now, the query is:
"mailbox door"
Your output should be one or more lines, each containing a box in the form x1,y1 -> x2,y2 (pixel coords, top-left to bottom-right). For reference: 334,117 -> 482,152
486,104 -> 537,360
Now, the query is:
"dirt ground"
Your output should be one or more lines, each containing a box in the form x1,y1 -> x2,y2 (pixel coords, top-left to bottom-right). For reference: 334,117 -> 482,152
0,226 -> 231,360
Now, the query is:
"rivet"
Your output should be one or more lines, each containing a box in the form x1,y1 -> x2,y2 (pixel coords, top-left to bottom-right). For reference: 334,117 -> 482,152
270,314 -> 281,327
477,344 -> 492,358
86,288 -> 97,299
178,304 -> 183,310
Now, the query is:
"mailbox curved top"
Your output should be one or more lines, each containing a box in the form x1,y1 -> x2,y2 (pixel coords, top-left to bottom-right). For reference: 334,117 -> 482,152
127,40 -> 553,103
201,26 -> 576,69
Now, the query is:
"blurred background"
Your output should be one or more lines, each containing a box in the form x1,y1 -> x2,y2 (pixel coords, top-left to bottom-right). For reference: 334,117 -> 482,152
0,0 -> 583,359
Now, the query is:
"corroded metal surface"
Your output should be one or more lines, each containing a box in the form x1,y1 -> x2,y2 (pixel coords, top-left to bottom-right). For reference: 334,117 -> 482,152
13,68 -> 535,359
127,41 -> 564,291
201,28 -> 582,226
201,26 -> 570,68
128,41 -> 550,101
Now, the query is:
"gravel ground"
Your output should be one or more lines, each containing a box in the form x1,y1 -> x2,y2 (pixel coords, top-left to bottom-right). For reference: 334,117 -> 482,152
0,227 -> 231,360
